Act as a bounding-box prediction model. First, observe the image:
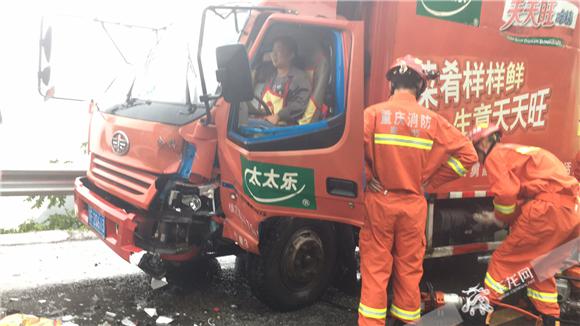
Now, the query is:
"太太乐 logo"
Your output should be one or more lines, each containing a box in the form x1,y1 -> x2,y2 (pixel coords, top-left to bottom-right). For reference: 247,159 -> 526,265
417,0 -> 482,26
241,156 -> 316,210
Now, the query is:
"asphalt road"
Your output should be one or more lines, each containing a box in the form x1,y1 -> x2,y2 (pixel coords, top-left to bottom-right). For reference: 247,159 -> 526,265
0,238 -> 542,326
0,238 -> 140,291
1,240 -> 361,325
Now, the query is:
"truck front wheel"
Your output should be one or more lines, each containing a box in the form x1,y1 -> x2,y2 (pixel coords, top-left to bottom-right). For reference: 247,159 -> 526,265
247,218 -> 337,311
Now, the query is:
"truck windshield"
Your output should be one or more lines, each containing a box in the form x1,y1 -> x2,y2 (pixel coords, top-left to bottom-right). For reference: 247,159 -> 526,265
98,10 -> 249,125
131,24 -> 198,105
130,7 -> 252,105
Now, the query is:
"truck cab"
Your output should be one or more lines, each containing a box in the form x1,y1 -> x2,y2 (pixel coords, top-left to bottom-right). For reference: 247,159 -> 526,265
38,4 -> 364,310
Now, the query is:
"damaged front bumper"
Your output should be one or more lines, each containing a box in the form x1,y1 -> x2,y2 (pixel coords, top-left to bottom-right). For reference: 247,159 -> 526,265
74,177 -> 142,262
73,177 -> 200,263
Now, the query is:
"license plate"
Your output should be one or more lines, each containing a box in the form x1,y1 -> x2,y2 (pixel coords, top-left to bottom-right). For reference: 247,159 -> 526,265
88,207 -> 106,238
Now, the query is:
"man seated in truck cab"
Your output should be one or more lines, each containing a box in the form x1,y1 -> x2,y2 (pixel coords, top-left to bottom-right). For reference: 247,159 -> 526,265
260,36 -> 313,125
235,28 -> 335,139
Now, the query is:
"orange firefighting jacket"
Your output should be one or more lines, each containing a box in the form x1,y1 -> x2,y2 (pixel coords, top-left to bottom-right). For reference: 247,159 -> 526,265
486,143 -> 579,224
364,91 -> 477,195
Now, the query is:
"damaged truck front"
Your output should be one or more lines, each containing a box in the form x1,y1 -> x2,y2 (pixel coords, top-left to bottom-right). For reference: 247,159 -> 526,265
39,5 -> 360,311
70,11 -> 257,276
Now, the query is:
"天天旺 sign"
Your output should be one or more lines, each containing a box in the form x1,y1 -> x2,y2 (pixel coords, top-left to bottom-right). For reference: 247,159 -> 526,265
500,0 -> 579,47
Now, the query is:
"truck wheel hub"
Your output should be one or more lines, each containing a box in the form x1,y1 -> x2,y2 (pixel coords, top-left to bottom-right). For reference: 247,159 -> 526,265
282,228 -> 325,288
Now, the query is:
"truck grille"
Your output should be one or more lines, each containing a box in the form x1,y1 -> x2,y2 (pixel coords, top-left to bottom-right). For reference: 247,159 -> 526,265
90,155 -> 158,196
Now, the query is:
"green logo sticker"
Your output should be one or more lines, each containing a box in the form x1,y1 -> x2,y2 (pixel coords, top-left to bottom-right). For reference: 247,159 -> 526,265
416,0 -> 482,27
241,156 -> 316,210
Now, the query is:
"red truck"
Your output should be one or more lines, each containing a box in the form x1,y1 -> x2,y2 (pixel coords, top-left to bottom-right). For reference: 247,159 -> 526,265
38,0 -> 579,312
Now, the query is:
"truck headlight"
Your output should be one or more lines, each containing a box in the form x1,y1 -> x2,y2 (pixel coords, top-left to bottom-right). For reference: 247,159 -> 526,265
182,195 -> 202,211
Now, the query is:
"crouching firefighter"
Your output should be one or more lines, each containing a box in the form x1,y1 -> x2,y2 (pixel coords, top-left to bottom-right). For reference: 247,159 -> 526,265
359,55 -> 478,326
467,124 -> 580,326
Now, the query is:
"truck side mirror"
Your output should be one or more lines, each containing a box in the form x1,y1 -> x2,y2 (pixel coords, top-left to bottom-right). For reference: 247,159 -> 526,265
39,67 -> 51,86
38,24 -> 53,98
215,44 -> 253,104
41,27 -> 52,62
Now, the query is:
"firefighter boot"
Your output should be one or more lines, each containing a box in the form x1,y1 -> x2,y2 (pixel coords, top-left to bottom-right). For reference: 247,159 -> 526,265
541,315 -> 560,326
386,317 -> 407,326
458,311 -> 489,326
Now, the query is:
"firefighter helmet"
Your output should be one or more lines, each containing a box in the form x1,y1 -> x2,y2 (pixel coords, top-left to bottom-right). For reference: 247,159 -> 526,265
469,123 -> 502,163
386,55 -> 438,98
468,123 -> 501,144
387,55 -> 428,83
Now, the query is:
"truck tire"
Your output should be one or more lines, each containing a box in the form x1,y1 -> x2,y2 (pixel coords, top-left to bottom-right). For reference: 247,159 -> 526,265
332,224 -> 359,296
165,257 -> 221,288
234,253 -> 248,280
247,218 -> 337,311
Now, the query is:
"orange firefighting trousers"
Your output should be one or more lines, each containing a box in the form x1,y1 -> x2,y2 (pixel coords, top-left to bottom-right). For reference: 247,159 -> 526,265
359,191 -> 427,325
484,195 -> 579,317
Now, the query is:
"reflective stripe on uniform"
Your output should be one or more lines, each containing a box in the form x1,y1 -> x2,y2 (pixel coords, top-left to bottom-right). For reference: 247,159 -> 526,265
358,303 -> 387,319
298,98 -> 318,125
261,89 -> 285,115
447,156 -> 468,176
527,288 -> 558,303
389,304 -> 421,321
493,201 -> 516,215
515,146 -> 540,155
374,133 -> 433,150
485,272 -> 508,295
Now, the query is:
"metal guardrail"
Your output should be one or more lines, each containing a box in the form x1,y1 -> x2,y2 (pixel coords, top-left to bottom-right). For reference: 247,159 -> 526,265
0,170 -> 86,196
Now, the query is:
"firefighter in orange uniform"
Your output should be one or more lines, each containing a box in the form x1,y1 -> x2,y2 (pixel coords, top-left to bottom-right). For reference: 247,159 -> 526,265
468,124 -> 579,326
359,55 -> 478,326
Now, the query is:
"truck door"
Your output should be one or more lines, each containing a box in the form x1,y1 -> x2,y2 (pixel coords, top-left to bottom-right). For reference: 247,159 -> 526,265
218,14 -> 365,254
